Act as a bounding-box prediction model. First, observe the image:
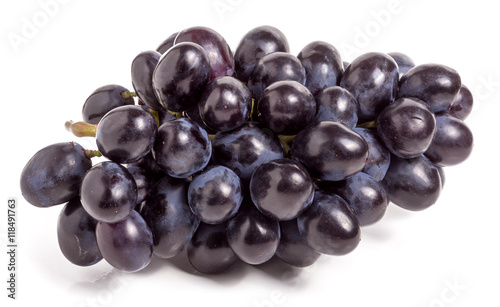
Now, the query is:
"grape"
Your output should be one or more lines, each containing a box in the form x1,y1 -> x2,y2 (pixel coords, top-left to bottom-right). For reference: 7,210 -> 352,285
297,40 -> 343,96
57,198 -> 102,266
187,222 -> 238,274
353,128 -> 391,181
319,172 -> 388,226
226,201 -> 280,265
96,105 -> 157,164
249,158 -> 314,221
340,52 -> 399,122
424,113 -> 473,166
291,121 -> 368,181
20,142 -> 92,208
198,76 -> 252,132
156,32 -> 178,54
387,52 -> 415,77
126,165 -> 154,206
257,80 -> 316,135
188,165 -> 243,224
276,219 -> 320,267
314,86 -> 358,128
174,26 -> 234,80
397,63 -> 462,113
152,42 -> 210,112
447,85 -> 473,120
248,52 -> 305,100
96,210 -> 153,272
297,191 -> 360,255
377,98 -> 436,159
153,118 -> 212,178
234,25 -> 290,83
140,176 -> 199,258
382,154 -> 442,211
131,50 -> 163,111
80,161 -> 137,223
212,122 -> 284,184
82,84 -> 135,124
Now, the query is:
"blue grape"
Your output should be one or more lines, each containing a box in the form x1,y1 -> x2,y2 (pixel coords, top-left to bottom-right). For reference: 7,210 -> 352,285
96,210 -> 153,272
21,142 -> 92,208
140,176 -> 200,258
188,165 -> 243,224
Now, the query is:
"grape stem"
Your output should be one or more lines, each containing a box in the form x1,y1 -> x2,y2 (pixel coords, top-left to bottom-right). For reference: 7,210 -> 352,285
121,91 -> 138,99
65,120 -> 97,137
356,119 -> 377,129
278,135 -> 296,156
84,149 -> 102,159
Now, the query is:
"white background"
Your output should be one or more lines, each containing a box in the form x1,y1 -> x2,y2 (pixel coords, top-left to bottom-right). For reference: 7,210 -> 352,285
1,0 -> 499,306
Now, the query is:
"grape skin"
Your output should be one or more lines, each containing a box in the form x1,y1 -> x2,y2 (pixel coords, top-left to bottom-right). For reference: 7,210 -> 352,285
57,198 -> 102,266
96,210 -> 153,273
141,176 -> 200,259
20,142 -> 92,208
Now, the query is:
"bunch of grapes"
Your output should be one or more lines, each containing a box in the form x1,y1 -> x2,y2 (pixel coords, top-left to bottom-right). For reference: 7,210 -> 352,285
20,25 -> 474,274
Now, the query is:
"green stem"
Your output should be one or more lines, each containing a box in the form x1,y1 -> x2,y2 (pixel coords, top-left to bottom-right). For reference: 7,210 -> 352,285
356,119 -> 377,129
167,110 -> 183,119
65,120 -> 97,137
278,134 -> 296,156
84,149 -> 102,159
121,91 -> 138,99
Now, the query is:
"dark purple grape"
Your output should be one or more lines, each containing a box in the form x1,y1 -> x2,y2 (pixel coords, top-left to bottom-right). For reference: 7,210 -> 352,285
20,142 -> 92,208
353,128 -> 391,181
96,210 -> 153,272
80,161 -> 137,223
57,198 -> 102,266
226,201 -> 280,265
382,154 -> 442,211
291,121 -> 368,181
447,85 -> 473,120
188,165 -> 243,224
131,50 -> 163,111
234,25 -> 290,83
82,84 -> 135,125
314,86 -> 358,128
153,118 -> 212,178
424,113 -> 473,166
397,63 -> 462,113
199,76 -> 252,132
248,52 -> 305,100
297,41 -> 343,96
340,52 -> 398,122
96,105 -> 157,164
276,219 -> 320,267
152,42 -> 210,112
257,80 -> 316,135
212,122 -> 285,184
320,172 -> 388,226
377,98 -> 436,159
156,32 -> 178,54
387,52 -> 415,78
187,222 -> 238,274
126,166 -> 153,205
175,26 -> 234,80
297,191 -> 360,255
250,159 -> 314,221
140,176 -> 199,258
